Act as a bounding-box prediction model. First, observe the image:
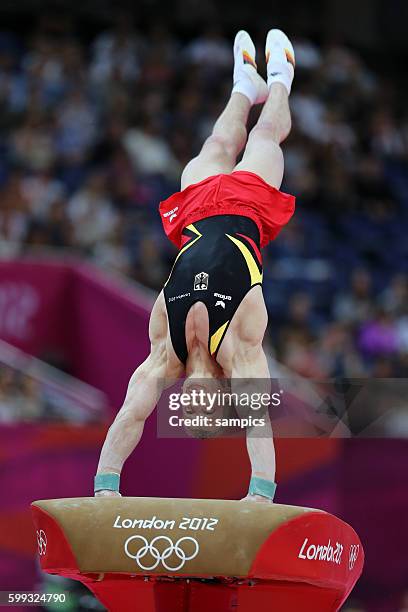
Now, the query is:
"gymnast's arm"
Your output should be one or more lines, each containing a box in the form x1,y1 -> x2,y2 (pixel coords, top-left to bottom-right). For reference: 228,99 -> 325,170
94,292 -> 182,496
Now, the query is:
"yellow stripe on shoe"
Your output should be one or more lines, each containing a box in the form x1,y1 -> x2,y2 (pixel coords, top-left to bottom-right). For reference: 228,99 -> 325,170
265,48 -> 295,68
285,48 -> 295,68
243,50 -> 257,69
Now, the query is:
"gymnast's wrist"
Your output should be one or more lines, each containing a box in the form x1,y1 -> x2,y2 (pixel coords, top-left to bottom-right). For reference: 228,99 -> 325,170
248,476 -> 277,500
94,471 -> 121,494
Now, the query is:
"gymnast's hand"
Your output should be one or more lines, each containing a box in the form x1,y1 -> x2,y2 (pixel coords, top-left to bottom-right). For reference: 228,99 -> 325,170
95,490 -> 122,497
240,493 -> 274,504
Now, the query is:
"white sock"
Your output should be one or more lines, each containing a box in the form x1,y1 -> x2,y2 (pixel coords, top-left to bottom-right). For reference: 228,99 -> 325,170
267,58 -> 294,95
233,61 -> 260,105
265,30 -> 295,95
232,30 -> 267,105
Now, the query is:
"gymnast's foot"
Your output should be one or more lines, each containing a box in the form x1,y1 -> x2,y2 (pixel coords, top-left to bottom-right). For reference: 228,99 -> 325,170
95,490 -> 122,497
265,28 -> 295,94
232,30 -> 268,105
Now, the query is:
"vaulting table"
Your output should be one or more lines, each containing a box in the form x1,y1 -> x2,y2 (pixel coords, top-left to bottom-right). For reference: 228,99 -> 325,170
31,497 -> 364,611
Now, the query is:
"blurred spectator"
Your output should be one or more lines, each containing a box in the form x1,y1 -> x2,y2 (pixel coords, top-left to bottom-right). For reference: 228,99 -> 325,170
55,89 -> 97,162
0,170 -> 29,251
184,25 -> 231,70
358,308 -> 398,358
278,293 -> 326,377
21,169 -> 64,218
0,367 -> 44,422
315,323 -> 366,377
13,374 -> 44,421
0,37 -> 27,116
123,116 -> 181,178
380,274 -> 408,316
93,220 -> 132,276
333,269 -> 374,325
292,37 -> 322,71
46,198 -> 73,248
371,110 -> 407,158
67,171 -> 118,251
11,109 -> 55,171
133,234 -> 168,289
0,366 -> 19,422
291,78 -> 327,142
395,316 -> 408,355
0,361 -> 104,424
90,11 -> 143,86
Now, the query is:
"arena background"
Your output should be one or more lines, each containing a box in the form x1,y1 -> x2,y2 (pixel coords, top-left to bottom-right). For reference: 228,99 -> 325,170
0,0 -> 407,610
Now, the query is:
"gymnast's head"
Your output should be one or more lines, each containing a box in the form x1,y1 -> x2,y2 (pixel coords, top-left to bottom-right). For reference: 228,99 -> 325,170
180,302 -> 232,437
181,375 -> 231,438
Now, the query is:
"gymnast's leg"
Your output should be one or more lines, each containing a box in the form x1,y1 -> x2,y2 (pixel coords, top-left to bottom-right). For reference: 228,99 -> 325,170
180,30 -> 267,190
234,29 -> 294,187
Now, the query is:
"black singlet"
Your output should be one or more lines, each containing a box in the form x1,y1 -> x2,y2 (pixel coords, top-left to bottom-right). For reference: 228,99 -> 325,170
163,215 -> 263,364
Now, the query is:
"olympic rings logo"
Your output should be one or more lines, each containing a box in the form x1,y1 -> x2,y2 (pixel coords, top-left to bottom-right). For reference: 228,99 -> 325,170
36,530 -> 47,556
349,544 -> 360,570
124,535 -> 199,571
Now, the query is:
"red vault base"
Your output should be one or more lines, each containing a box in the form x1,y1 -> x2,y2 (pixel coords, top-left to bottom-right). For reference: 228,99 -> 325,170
31,497 -> 364,611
